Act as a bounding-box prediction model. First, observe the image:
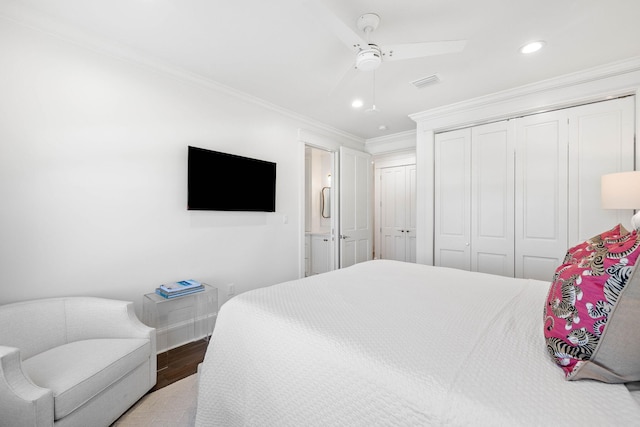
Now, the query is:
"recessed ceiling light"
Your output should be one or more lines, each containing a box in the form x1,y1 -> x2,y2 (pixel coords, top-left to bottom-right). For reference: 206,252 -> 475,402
520,40 -> 546,54
378,125 -> 388,131
351,99 -> 364,108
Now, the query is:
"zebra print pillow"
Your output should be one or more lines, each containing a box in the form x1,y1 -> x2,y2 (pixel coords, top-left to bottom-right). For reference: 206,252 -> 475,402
562,223 -> 628,265
544,227 -> 640,382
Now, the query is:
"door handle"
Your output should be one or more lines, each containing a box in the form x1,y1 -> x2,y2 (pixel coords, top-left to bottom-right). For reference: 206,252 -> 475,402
340,235 -> 351,239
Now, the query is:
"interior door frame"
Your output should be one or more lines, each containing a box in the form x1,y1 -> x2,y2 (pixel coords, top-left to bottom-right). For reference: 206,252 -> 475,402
298,129 -> 341,279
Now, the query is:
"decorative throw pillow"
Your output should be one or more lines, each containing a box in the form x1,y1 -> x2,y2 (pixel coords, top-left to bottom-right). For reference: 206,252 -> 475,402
544,227 -> 640,382
562,223 -> 628,265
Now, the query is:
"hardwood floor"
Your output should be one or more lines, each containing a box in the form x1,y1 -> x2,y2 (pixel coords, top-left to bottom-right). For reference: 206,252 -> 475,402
150,338 -> 210,392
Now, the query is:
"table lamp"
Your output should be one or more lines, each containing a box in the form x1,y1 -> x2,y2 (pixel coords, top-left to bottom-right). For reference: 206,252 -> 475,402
601,171 -> 640,230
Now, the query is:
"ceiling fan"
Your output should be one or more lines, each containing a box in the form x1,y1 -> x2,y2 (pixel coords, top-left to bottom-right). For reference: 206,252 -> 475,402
304,0 -> 467,92
349,13 -> 466,72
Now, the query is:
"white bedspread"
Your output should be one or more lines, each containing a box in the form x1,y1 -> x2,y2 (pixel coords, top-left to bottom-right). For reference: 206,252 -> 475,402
196,260 -> 640,426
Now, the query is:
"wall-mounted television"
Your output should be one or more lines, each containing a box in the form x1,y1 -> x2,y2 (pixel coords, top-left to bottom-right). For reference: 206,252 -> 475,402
188,146 -> 276,212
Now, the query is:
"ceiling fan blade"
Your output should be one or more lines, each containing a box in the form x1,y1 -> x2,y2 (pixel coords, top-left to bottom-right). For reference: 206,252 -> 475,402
327,61 -> 358,97
383,40 -> 467,61
302,0 -> 368,52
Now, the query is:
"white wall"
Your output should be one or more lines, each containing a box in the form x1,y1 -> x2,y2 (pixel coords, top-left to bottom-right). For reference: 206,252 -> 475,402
0,17 -> 362,313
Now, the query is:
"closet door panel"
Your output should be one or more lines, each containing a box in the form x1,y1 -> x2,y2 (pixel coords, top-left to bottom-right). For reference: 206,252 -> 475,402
476,253 -> 511,277
378,164 -> 416,262
471,121 -> 515,277
435,129 -> 471,270
515,111 -> 569,280
406,164 -> 417,263
379,166 -> 406,261
568,97 -> 635,242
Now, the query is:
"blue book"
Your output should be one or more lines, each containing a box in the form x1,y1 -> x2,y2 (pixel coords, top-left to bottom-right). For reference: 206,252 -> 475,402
159,279 -> 202,293
155,286 -> 204,299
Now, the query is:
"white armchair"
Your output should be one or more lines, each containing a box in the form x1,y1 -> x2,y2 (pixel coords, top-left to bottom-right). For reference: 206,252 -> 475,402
0,297 -> 156,427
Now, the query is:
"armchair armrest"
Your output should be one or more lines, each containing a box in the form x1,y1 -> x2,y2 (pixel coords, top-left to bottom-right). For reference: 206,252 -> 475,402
0,346 -> 54,427
64,298 -> 155,342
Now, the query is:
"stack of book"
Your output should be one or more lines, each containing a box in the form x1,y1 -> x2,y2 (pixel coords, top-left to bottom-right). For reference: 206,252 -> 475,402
155,279 -> 205,299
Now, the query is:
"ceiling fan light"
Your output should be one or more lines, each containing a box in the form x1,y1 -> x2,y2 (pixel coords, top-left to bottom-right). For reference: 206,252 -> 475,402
356,45 -> 382,71
351,99 -> 364,108
520,40 -> 546,54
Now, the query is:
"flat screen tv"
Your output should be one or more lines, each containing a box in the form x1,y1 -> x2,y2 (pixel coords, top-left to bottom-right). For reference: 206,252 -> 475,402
188,146 -> 276,212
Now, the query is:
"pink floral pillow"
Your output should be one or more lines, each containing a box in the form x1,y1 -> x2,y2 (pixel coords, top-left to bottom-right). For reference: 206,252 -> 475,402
544,226 -> 640,381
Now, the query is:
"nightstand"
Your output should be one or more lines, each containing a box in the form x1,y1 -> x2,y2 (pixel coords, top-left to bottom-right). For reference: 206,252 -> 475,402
142,283 -> 218,370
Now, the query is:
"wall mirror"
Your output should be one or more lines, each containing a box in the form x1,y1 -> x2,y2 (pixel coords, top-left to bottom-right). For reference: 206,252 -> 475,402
321,187 -> 331,218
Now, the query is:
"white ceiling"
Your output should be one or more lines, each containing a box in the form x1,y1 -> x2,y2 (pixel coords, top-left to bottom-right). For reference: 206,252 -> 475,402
2,0 -> 640,140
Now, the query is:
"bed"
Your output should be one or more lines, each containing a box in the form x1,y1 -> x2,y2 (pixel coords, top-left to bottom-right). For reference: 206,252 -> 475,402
195,259 -> 640,426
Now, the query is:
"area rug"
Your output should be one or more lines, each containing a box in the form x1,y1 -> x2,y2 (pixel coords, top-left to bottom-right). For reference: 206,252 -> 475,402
111,374 -> 198,427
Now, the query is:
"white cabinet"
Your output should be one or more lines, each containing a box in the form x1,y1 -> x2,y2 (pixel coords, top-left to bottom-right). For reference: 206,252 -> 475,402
435,120 -> 514,277
378,164 -> 417,262
310,233 -> 330,275
435,97 -> 635,280
304,234 -> 311,276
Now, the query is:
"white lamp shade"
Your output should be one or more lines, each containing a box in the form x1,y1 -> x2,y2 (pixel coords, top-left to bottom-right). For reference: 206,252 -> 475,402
601,171 -> 640,209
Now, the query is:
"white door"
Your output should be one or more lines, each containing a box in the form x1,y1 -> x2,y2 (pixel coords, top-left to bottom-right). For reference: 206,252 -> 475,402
379,164 -> 417,262
435,121 -> 514,276
514,110 -> 569,280
567,96 -> 635,243
514,97 -> 635,280
434,128 -> 472,270
379,166 -> 405,261
339,147 -> 373,268
405,164 -> 417,262
470,121 -> 515,276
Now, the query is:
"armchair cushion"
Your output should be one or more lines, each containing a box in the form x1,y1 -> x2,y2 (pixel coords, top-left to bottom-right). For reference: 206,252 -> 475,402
22,338 -> 151,420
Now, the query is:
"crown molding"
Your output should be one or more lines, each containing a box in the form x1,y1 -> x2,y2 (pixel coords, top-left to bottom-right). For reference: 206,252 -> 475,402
364,129 -> 417,155
410,56 -> 640,130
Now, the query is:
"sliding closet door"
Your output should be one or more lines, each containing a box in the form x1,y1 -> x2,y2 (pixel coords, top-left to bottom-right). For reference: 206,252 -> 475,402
514,97 -> 635,281
567,96 -> 635,243
434,128 -> 471,270
435,122 -> 514,276
470,121 -> 515,276
433,97 -> 635,280
515,110 -> 569,281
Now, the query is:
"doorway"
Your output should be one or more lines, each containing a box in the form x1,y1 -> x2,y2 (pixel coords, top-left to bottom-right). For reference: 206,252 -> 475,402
304,146 -> 336,276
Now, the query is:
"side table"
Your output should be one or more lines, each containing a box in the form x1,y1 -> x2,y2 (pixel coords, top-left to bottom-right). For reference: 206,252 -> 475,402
142,283 -> 218,371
